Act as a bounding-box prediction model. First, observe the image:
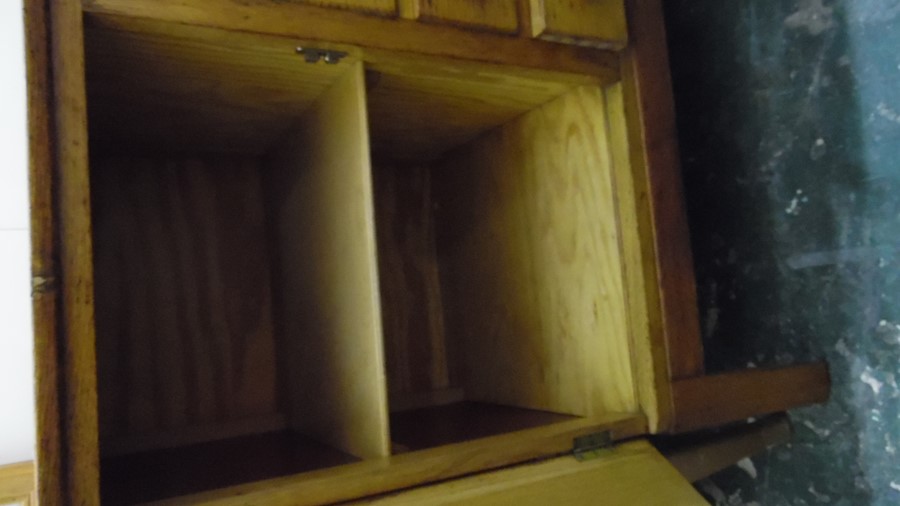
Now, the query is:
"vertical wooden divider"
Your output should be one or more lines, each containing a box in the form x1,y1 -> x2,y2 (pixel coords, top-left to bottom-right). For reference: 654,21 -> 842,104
266,61 -> 391,459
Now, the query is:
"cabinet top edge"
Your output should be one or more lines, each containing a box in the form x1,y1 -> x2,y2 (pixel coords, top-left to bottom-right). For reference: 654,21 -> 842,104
80,0 -> 622,85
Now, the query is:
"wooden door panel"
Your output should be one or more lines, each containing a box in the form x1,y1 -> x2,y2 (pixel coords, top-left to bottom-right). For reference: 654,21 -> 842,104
530,0 -> 627,49
411,0 -> 519,33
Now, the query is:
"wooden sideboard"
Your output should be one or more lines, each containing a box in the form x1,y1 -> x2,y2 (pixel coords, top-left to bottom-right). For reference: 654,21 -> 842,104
24,0 -> 829,504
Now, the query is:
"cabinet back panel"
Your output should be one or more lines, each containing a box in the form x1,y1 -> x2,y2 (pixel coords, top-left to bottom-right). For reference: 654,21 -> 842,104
91,157 -> 279,446
364,60 -> 576,162
373,163 -> 455,402
433,86 -> 638,417
266,63 -> 391,459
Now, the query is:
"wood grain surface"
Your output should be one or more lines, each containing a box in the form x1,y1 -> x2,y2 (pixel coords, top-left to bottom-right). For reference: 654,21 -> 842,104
0,461 -> 35,506
84,14 -> 351,155
50,0 -> 101,502
292,0 -> 396,15
605,82 -> 674,432
82,0 -> 620,80
364,60 -> 576,162
266,62 -> 390,459
143,413 -> 646,506
529,0 -> 627,49
24,0 -> 63,503
373,164 -> 452,400
389,402 -> 576,451
433,85 -> 638,418
101,431 -> 358,505
91,157 -> 279,446
671,363 -> 830,433
350,440 -> 706,505
416,0 -> 519,33
621,0 -> 705,384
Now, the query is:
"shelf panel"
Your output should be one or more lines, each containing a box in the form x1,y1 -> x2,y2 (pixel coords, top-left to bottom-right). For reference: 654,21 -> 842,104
390,402 -> 578,452
101,431 -> 359,504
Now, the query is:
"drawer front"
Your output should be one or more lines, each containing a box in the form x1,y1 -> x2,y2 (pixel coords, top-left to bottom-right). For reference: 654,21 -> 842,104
413,0 -> 519,33
293,0 -> 397,15
530,0 -> 627,49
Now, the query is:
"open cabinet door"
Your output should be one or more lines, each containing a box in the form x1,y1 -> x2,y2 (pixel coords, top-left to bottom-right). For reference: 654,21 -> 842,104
353,440 -> 708,505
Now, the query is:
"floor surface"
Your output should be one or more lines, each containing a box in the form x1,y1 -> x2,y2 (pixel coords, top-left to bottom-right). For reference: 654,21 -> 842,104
664,1 -> 900,504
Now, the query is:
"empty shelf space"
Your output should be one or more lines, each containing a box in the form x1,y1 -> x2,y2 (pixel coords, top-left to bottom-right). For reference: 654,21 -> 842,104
390,402 -> 579,452
100,431 -> 359,505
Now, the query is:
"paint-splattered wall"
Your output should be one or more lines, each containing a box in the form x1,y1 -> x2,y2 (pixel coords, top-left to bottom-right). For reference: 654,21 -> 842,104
663,0 -> 900,504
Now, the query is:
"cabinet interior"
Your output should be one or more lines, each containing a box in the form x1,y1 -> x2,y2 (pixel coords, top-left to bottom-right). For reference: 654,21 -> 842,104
85,13 -> 638,504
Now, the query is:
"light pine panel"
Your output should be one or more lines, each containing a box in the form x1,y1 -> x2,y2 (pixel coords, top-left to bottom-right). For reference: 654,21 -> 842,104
92,157 -> 279,446
84,14 -> 351,155
351,441 -> 706,505
529,0 -> 627,49
433,86 -> 638,418
373,164 -> 454,400
414,0 -> 519,33
267,62 -> 390,459
604,82 -> 673,432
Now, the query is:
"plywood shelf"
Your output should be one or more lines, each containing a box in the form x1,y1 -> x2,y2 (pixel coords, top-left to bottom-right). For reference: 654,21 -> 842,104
390,402 -> 579,452
100,431 -> 359,505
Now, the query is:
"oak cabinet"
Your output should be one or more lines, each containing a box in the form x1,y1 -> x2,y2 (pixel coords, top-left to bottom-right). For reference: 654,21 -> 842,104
291,0 -> 397,15
413,0 -> 520,33
25,0 -> 829,504
529,0 -> 628,48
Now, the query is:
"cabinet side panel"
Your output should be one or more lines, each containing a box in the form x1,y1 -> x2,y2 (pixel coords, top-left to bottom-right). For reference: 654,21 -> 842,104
49,0 -> 100,502
604,83 -> 672,432
621,0 -> 704,384
24,0 -> 62,502
267,62 -> 390,458
91,158 -> 279,445
416,0 -> 519,34
434,86 -> 638,417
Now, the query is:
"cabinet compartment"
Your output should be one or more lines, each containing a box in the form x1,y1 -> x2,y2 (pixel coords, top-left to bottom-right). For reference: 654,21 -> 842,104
371,80 -> 638,451
87,16 -> 388,504
85,10 -> 639,503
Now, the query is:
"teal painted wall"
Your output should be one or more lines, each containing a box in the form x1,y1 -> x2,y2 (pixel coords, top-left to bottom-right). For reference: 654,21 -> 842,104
663,0 -> 900,504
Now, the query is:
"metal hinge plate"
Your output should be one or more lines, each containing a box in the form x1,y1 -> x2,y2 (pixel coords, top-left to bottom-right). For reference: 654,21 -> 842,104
572,431 -> 613,461
295,46 -> 348,64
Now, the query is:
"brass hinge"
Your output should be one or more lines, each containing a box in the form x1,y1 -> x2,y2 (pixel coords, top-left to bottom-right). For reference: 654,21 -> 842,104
572,431 -> 613,461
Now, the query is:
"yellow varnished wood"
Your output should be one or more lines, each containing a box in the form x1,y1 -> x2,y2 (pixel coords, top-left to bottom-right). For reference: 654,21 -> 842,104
85,15 -> 352,155
84,13 -> 597,161
530,0 -> 627,49
267,62 -> 390,459
352,440 -> 707,505
82,0 -> 620,79
144,414 -> 646,505
417,0 -> 519,33
604,82 -> 673,432
294,0 -> 396,15
433,85 -> 638,418
0,462 -> 35,505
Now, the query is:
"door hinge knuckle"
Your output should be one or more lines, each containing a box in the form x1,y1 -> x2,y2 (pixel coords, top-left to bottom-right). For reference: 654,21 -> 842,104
572,431 -> 613,461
